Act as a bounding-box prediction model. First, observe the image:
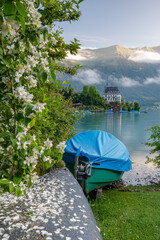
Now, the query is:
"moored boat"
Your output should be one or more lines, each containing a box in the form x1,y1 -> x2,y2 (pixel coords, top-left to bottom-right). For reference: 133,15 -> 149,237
63,130 -> 132,195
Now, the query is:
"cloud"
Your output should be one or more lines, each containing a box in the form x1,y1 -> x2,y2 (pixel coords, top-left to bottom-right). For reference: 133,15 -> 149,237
143,71 -> 160,85
66,33 -> 108,43
66,52 -> 87,61
108,76 -> 141,87
128,50 -> 160,63
144,77 -> 160,85
65,49 -> 95,61
72,69 -> 105,85
80,46 -> 98,50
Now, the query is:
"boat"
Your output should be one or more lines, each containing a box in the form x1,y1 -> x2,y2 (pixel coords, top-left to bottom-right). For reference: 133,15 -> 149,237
63,130 -> 132,195
85,110 -> 92,114
130,110 -> 139,113
119,110 -> 129,113
105,110 -> 113,113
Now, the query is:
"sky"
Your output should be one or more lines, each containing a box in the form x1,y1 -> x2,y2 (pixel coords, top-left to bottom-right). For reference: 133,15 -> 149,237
57,0 -> 160,49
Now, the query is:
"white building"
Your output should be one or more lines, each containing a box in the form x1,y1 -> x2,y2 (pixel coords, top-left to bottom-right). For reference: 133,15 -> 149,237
103,86 -> 121,104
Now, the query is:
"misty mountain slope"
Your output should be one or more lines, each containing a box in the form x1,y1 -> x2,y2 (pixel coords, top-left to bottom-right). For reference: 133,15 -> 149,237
61,45 -> 160,107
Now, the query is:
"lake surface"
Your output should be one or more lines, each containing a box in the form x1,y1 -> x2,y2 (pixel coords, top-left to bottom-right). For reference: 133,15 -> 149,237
75,110 -> 160,164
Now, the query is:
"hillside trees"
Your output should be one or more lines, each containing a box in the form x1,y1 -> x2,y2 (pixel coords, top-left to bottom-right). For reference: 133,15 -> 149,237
0,0 -> 83,196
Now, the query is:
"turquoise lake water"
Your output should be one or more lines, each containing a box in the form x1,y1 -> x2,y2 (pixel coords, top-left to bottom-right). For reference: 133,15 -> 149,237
75,110 -> 160,163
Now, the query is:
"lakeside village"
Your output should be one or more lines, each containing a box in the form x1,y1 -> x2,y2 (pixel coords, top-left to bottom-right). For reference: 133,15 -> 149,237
63,83 -> 140,113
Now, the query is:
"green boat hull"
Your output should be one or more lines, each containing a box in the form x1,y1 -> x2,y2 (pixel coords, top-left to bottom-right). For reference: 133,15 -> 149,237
65,162 -> 123,194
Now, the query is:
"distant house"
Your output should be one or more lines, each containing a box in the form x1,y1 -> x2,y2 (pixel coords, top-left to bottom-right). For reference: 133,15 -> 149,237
103,86 -> 121,104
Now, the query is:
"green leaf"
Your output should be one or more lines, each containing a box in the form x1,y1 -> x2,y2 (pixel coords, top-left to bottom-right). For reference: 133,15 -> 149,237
18,15 -> 26,33
9,183 -> 14,194
16,186 -> 22,197
3,171 -> 10,178
4,2 -> 16,16
28,179 -> 32,188
57,80 -> 61,86
41,72 -> 47,81
16,112 -> 23,121
16,1 -> 27,17
10,136 -> 17,147
1,58 -> 10,67
27,211 -> 33,215
63,80 -> 69,85
72,0 -> 77,3
35,0 -> 41,7
13,176 -> 22,184
51,71 -> 56,81
0,47 -> 3,56
45,161 -> 53,169
30,118 -> 35,128
25,104 -> 33,116
0,132 -> 9,138
0,179 -> 9,185
42,27 -> 48,41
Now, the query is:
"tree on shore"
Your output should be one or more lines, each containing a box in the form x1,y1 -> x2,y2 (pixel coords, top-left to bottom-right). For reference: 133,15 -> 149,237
72,85 -> 106,107
121,99 -> 140,111
145,125 -> 160,167
0,0 -> 83,196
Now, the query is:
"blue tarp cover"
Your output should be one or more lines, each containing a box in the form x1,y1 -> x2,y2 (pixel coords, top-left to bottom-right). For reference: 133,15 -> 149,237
63,130 -> 132,172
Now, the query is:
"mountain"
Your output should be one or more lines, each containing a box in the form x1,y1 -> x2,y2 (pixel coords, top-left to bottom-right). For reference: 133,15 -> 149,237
62,45 -> 160,107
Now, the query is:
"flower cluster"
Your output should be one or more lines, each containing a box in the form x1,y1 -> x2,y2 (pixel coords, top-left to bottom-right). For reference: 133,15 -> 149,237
0,0 -> 68,196
56,141 -> 67,154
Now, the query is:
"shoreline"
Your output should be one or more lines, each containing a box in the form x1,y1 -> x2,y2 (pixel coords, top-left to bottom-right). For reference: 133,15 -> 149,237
122,162 -> 160,186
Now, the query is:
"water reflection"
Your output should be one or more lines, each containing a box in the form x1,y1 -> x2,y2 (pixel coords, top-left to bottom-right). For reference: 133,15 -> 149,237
75,110 -> 160,163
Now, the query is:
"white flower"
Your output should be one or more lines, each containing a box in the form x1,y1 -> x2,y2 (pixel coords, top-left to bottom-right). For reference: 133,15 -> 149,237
2,20 -> 12,36
7,44 -> 15,54
23,141 -> 31,150
15,86 -> 27,99
43,156 -> 53,163
19,182 -> 26,191
27,55 -> 38,67
41,57 -> 48,65
9,118 -> 15,126
16,132 -> 25,141
15,72 -> 22,83
32,135 -> 36,141
19,124 -> 29,134
2,19 -> 19,37
33,103 -> 46,113
18,65 -> 25,75
2,77 -> 10,84
17,141 -> 22,149
19,40 -> 26,52
0,146 -> 4,154
24,93 -> 34,103
33,147 -> 39,155
7,145 -> 13,151
44,138 -> 53,149
26,76 -> 37,88
27,113 -> 35,119
56,141 -> 67,154
15,86 -> 33,103
24,156 -> 37,166
31,172 -> 39,183
40,146 -> 45,154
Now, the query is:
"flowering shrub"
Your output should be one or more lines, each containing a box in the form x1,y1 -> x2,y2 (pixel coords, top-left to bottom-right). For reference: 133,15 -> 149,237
0,0 -> 83,196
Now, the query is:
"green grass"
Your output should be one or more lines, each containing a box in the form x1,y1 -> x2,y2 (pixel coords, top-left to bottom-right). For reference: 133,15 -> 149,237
89,186 -> 160,240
